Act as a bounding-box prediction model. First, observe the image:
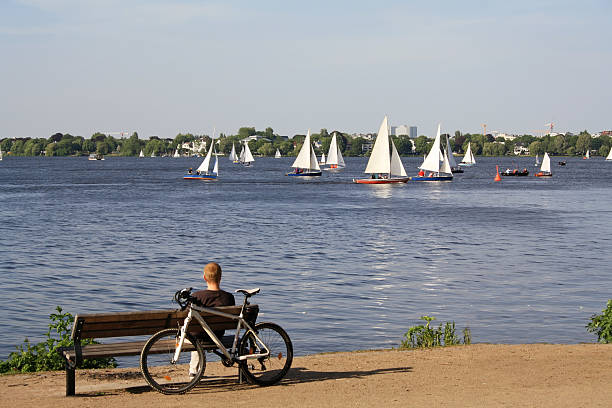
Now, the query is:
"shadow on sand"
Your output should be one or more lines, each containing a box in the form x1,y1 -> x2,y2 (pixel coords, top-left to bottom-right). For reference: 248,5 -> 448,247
122,365 -> 413,395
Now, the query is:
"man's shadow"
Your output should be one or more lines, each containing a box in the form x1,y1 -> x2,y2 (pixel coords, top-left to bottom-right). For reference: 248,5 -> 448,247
125,365 -> 413,395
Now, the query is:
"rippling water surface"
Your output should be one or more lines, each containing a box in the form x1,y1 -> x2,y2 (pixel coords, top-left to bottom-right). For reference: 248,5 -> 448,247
1,156 -> 611,361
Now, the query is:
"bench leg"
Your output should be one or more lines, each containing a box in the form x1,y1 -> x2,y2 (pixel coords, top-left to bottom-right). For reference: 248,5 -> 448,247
66,361 -> 75,396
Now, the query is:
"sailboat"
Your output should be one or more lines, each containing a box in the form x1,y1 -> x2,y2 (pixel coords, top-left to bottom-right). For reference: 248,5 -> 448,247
139,149 -> 144,158
173,149 -> 180,158
458,143 -> 476,166
150,151 -> 156,158
353,116 -> 409,184
0,147 -> 3,161
323,132 -> 345,171
606,148 -> 612,161
275,148 -> 281,158
184,143 -> 218,180
535,152 -> 552,177
583,150 -> 590,160
286,129 -> 322,176
319,152 -> 326,165
240,142 -> 255,166
228,143 -> 239,163
446,135 -> 463,173
535,154 -> 540,166
411,124 -> 453,181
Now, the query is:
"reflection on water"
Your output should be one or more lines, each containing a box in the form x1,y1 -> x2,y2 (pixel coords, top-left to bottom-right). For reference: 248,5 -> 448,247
368,184 -> 393,199
0,156 -> 611,362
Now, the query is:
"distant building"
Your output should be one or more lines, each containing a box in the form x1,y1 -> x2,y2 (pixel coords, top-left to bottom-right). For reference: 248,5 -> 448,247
601,130 -> 612,137
498,133 -> 517,141
241,135 -> 270,142
362,142 -> 373,153
409,126 -> 417,139
390,124 -> 412,136
350,133 -> 376,141
395,125 -> 410,136
514,145 -> 529,155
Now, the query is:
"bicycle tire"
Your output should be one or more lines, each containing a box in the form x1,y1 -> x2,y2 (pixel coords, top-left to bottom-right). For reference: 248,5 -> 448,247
238,322 -> 293,386
140,328 -> 205,394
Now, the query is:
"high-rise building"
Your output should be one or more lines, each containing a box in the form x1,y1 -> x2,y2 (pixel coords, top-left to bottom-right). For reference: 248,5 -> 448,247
409,126 -> 417,139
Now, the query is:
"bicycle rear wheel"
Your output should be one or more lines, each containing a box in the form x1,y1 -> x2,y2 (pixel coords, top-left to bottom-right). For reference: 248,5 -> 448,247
238,322 -> 293,385
140,328 -> 205,394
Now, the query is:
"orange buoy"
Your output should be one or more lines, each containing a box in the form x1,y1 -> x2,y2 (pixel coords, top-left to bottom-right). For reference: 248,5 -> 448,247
494,165 -> 501,182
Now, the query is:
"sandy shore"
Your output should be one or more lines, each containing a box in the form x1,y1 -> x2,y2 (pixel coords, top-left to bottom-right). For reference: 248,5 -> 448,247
2,344 -> 611,407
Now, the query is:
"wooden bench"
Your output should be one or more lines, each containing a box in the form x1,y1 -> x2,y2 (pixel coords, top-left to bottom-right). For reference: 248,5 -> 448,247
60,304 -> 258,396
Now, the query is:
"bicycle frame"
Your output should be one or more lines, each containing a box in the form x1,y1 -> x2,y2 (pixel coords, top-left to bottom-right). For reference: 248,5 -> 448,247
172,300 -> 268,364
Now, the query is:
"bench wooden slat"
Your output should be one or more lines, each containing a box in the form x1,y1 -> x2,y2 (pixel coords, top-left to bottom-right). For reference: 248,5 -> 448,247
80,315 -> 243,332
67,336 -> 235,359
73,305 -> 258,340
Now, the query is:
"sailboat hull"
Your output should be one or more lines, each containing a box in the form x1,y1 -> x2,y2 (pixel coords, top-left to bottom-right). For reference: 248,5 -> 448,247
353,177 -> 409,184
534,172 -> 552,177
451,168 -> 464,173
286,170 -> 322,177
183,174 -> 217,180
410,175 -> 453,182
458,163 -> 474,167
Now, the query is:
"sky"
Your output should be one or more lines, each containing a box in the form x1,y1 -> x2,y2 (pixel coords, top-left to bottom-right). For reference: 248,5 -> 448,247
1,0 -> 610,139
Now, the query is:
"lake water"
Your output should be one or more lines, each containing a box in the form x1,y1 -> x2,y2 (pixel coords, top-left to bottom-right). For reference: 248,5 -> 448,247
1,156 -> 611,361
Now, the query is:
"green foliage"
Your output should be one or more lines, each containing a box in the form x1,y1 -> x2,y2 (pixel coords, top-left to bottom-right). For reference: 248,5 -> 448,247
586,300 -> 612,344
0,306 -> 116,373
400,316 -> 471,349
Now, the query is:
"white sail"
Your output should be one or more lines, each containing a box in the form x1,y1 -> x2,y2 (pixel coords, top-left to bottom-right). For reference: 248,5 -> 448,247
150,151 -> 155,158
606,147 -> 612,161
440,149 -> 453,175
390,139 -> 407,177
541,152 -> 551,173
0,147 -> 3,160
243,142 -> 255,163
445,135 -> 457,168
535,154 -> 540,165
228,143 -> 237,161
320,153 -> 326,164
212,155 -> 219,175
291,129 -> 320,171
139,149 -> 144,158
173,150 -> 180,158
275,149 -> 281,158
197,143 -> 213,173
326,133 -> 345,168
420,124 -> 443,173
461,143 -> 475,164
364,116 -> 392,174
239,145 -> 245,162
585,150 -> 590,159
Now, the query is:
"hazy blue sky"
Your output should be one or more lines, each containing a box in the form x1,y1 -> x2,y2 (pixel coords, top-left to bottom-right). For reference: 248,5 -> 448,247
1,0 -> 610,139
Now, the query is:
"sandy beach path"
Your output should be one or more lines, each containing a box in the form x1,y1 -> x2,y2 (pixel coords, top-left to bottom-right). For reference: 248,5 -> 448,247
2,344 -> 611,407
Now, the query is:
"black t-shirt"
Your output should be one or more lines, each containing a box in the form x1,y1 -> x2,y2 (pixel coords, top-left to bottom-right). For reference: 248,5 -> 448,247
192,289 -> 235,308
191,289 -> 235,340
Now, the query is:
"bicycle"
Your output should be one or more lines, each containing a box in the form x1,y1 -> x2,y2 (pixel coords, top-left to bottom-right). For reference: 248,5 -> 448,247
140,287 -> 293,394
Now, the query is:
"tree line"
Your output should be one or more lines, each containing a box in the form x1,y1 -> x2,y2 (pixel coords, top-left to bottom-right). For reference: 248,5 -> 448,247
1,128 -> 610,158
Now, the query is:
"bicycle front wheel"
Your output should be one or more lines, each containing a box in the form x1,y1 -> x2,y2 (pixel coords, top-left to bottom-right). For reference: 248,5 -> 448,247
140,328 -> 205,394
238,322 -> 293,386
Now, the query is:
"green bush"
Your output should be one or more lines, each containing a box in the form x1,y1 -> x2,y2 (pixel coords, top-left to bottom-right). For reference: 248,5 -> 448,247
401,316 -> 471,349
586,300 -> 612,344
0,306 -> 116,373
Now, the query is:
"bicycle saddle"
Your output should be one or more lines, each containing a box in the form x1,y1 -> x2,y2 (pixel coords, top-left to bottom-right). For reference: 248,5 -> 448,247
235,288 -> 260,296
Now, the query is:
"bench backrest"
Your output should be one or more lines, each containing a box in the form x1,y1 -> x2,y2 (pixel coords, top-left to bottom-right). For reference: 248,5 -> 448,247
71,305 -> 259,341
